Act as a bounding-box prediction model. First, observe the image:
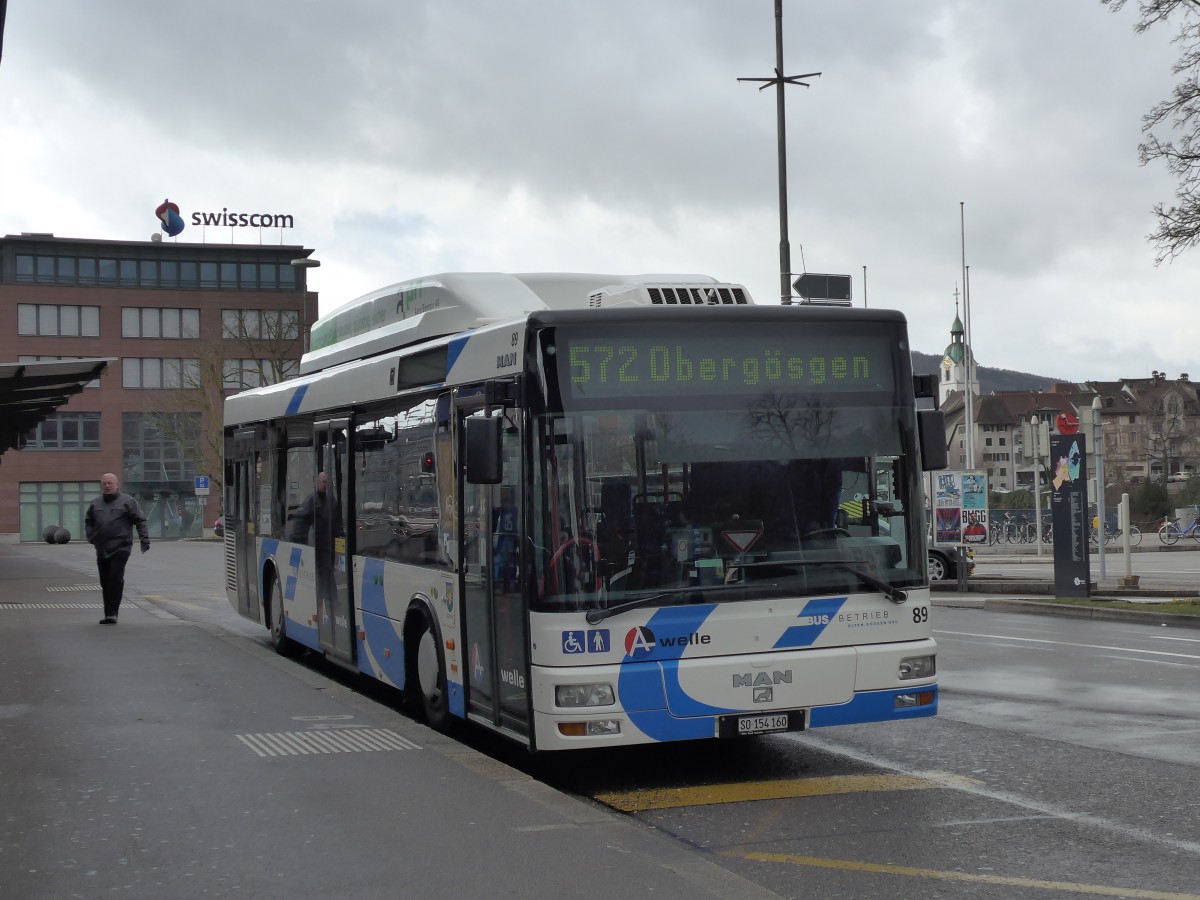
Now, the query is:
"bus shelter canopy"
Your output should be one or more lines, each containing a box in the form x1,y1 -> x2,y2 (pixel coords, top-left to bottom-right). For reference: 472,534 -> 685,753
0,358 -> 114,457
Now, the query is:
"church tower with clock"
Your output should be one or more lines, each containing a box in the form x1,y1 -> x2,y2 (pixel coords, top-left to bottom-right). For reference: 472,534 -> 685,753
939,301 -> 978,406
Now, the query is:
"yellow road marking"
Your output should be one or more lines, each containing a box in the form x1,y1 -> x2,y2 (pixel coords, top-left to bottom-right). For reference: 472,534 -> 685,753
595,772 -> 975,812
730,852 -> 1200,900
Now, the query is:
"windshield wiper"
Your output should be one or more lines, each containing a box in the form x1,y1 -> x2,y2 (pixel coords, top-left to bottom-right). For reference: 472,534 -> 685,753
585,587 -> 716,624
824,561 -> 908,604
735,558 -> 908,605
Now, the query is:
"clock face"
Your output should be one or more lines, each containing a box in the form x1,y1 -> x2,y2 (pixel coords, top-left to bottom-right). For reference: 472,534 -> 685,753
941,356 -> 953,370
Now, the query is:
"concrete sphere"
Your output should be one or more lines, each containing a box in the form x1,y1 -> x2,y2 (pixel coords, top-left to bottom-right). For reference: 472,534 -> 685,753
53,527 -> 71,544
43,525 -> 60,544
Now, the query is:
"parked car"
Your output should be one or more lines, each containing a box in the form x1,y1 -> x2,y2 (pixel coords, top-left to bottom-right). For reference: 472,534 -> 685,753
928,544 -> 974,582
213,516 -> 224,538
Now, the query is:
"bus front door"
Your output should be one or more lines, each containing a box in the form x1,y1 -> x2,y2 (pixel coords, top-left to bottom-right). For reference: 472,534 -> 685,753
314,421 -> 354,664
458,404 -> 530,741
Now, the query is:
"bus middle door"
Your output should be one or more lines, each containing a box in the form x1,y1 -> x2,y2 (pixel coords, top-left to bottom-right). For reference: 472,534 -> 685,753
457,399 -> 530,742
314,420 -> 354,664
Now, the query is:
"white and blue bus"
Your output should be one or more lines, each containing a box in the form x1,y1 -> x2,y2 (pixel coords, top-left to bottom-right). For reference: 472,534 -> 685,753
223,272 -> 948,750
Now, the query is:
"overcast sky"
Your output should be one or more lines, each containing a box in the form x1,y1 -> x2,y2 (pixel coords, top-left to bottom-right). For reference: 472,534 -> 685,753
1,1 -> 1194,382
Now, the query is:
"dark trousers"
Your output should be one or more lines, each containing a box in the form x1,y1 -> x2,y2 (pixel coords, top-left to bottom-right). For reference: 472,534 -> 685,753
97,551 -> 131,618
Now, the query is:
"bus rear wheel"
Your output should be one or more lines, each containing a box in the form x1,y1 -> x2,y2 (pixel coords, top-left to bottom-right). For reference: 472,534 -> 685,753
409,608 -> 451,732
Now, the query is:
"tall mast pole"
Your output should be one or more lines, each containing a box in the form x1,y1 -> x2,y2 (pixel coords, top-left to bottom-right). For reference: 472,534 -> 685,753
960,202 -> 975,469
739,0 -> 820,306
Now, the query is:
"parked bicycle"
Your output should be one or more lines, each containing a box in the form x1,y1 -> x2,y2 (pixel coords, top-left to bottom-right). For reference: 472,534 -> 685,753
990,511 -> 1035,544
1089,519 -> 1142,547
1158,505 -> 1200,546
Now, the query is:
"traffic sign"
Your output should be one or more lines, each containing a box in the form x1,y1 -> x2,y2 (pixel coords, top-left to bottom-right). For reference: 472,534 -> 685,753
793,273 -> 852,303
194,475 -> 210,496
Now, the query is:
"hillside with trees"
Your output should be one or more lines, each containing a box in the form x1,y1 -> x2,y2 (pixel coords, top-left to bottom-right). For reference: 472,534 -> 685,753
910,350 -> 1059,396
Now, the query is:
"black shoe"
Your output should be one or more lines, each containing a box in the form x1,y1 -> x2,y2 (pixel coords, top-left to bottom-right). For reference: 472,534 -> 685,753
100,616 -> 117,625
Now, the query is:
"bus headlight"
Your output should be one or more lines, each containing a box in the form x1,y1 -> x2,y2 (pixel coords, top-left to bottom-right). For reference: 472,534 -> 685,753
555,683 -> 616,708
898,655 -> 936,680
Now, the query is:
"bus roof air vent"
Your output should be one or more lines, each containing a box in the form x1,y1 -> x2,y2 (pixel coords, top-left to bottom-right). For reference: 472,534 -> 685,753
586,283 -> 753,308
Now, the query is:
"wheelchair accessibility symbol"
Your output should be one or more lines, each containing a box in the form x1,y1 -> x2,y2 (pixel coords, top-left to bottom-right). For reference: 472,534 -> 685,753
562,631 -> 585,654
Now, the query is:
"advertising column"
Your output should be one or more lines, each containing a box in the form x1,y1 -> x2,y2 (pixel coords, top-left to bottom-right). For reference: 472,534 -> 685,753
1049,434 -> 1090,597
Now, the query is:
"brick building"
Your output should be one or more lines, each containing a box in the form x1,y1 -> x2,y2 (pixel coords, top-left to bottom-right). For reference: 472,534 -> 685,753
0,233 -> 316,542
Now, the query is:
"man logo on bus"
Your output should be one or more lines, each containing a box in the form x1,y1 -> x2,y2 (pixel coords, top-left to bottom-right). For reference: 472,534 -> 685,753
155,199 -> 185,237
624,625 -> 656,659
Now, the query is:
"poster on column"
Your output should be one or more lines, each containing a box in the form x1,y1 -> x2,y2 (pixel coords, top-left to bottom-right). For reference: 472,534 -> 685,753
959,471 -> 989,544
933,471 -> 988,544
1049,433 -> 1090,597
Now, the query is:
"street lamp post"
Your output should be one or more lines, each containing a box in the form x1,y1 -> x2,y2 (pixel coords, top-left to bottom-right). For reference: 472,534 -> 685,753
1031,415 -> 1043,559
290,257 -> 320,353
1093,396 -> 1106,580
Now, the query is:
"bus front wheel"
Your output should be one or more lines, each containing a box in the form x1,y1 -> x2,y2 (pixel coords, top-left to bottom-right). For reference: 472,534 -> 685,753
268,574 -> 298,657
409,608 -> 451,731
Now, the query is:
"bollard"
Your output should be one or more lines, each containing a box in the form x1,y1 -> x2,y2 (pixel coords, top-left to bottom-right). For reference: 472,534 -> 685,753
956,545 -> 968,591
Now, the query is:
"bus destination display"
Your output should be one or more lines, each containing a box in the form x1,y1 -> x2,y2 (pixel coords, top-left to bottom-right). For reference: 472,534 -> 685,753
559,328 -> 897,399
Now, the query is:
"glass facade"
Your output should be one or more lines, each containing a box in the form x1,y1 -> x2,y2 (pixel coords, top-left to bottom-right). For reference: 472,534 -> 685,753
122,412 -> 201,482
12,252 -> 300,291
19,482 -> 100,542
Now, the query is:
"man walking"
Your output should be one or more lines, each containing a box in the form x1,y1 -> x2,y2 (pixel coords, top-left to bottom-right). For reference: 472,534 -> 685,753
85,473 -> 150,625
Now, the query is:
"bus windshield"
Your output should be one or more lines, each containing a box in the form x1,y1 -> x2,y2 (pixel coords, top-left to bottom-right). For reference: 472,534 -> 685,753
530,322 -> 923,613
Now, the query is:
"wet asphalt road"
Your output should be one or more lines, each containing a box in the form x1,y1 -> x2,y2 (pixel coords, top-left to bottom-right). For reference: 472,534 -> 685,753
16,540 -> 1200,899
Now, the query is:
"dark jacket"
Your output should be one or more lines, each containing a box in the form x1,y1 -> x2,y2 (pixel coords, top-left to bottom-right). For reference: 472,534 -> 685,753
85,492 -> 150,557
287,491 -> 343,550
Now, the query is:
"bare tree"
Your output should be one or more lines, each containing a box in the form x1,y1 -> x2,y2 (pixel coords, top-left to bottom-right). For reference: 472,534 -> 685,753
1105,0 -> 1200,261
142,309 -> 301,500
1143,384 -> 1191,479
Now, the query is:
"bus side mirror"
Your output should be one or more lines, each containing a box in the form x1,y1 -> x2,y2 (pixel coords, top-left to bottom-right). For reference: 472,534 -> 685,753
917,409 -> 948,471
465,416 -> 503,484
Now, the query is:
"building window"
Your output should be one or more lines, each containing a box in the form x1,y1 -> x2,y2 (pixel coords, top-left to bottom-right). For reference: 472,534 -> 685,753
23,412 -> 101,450
122,357 -> 200,389
17,304 -> 100,337
121,412 -> 201,482
122,307 -> 200,338
1000,468 -> 1007,476
222,309 -> 298,340
200,262 -> 218,288
222,358 -> 299,389
180,261 -> 198,288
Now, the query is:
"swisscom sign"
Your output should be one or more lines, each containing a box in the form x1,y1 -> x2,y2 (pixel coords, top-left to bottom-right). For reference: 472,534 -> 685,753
154,199 -> 295,237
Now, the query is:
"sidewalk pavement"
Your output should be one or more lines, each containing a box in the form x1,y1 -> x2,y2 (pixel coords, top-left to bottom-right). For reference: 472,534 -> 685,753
0,544 -> 781,900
